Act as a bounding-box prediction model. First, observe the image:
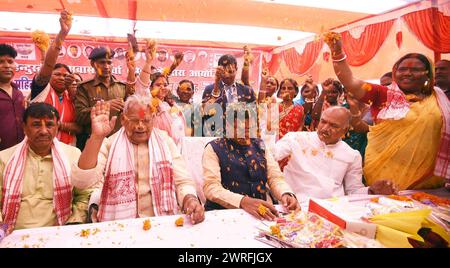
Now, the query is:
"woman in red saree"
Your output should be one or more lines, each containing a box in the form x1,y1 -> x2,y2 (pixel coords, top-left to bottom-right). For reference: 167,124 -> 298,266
277,78 -> 304,140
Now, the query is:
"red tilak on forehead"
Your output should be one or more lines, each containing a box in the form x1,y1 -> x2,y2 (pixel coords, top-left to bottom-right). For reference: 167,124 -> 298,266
138,108 -> 146,119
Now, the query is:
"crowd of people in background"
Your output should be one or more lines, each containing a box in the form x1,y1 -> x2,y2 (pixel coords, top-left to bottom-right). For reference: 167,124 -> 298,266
0,10 -> 449,234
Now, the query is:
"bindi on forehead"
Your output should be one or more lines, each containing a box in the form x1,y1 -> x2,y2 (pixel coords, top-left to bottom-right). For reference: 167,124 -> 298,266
29,117 -> 55,125
138,108 -> 146,119
403,62 -> 416,68
399,59 -> 425,68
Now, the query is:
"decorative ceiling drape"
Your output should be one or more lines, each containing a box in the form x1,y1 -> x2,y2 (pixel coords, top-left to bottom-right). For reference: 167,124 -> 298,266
340,20 -> 395,66
264,53 -> 282,75
403,7 -> 450,53
280,40 -> 323,75
264,4 -> 450,75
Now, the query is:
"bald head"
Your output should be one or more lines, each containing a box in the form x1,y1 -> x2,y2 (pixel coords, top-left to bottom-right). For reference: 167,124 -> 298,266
322,106 -> 351,128
317,106 -> 351,145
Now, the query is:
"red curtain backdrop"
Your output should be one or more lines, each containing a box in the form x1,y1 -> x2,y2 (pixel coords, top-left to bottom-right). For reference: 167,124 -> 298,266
396,31 -> 403,49
403,7 -> 450,53
281,40 -> 323,75
341,19 -> 395,66
265,53 -> 282,75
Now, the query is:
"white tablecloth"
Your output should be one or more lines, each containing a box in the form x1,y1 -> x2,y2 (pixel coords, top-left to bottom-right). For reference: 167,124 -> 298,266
180,137 -> 216,204
0,209 -> 270,248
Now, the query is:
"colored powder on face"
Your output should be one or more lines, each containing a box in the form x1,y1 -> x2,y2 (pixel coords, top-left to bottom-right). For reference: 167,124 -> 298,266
138,108 -> 146,119
362,83 -> 372,92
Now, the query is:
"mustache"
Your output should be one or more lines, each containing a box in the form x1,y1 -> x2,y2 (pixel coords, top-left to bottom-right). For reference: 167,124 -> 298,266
35,134 -> 52,139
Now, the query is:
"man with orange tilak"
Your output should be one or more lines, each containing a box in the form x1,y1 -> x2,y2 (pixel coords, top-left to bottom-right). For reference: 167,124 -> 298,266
74,98 -> 204,224
73,43 -> 203,223
0,103 -> 93,234
74,47 -> 128,150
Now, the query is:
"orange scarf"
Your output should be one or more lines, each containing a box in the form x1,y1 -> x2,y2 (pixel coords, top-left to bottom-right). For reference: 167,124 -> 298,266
45,88 -> 75,145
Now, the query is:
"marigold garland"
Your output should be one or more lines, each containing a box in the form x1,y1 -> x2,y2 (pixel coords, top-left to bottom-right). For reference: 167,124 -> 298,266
411,192 -> 450,206
31,30 -> 50,52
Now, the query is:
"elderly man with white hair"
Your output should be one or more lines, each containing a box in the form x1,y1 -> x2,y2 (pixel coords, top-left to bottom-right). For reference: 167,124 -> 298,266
274,106 -> 396,202
73,45 -> 204,224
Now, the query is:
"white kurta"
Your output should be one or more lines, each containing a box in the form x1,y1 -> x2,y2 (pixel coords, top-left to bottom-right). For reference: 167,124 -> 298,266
274,132 -> 368,202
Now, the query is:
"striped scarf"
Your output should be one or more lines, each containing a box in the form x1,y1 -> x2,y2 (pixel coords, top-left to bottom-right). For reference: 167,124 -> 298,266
97,128 -> 178,222
1,137 -> 72,229
434,87 -> 450,180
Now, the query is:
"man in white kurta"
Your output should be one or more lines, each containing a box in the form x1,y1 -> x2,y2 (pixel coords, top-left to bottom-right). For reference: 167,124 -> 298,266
274,106 -> 395,202
74,46 -> 204,224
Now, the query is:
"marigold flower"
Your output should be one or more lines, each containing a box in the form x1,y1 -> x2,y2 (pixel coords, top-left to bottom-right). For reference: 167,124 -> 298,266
208,108 -> 217,116
162,67 -> 171,76
411,192 -> 450,206
258,204 -> 267,216
175,216 -> 184,227
143,219 -> 151,231
270,225 -> 281,238
361,83 -> 372,92
323,32 -> 341,45
151,88 -> 160,97
80,229 -> 90,238
31,30 -> 50,52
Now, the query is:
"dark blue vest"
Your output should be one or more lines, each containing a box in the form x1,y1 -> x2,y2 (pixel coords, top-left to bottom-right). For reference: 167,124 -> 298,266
204,138 -> 268,211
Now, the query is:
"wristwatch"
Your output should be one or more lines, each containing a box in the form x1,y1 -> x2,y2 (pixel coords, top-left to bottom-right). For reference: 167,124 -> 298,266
87,203 -> 99,223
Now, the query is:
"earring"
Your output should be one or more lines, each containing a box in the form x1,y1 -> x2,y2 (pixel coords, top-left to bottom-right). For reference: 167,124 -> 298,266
422,79 -> 430,94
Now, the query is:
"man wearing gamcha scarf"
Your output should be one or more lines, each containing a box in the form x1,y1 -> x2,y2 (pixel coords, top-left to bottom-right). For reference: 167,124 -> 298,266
0,103 -> 93,233
75,97 -> 204,224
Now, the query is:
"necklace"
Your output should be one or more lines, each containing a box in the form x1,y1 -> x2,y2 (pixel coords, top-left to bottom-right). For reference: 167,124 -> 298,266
281,101 -> 293,110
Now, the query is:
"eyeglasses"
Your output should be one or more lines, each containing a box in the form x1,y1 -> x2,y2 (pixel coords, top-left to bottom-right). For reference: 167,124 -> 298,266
397,67 -> 428,75
124,115 -> 154,125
